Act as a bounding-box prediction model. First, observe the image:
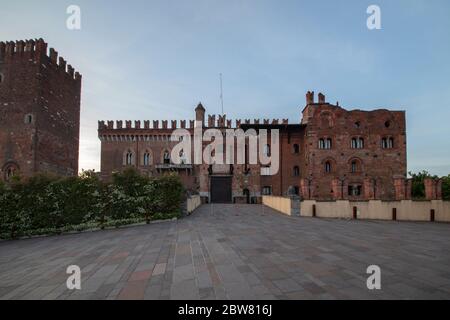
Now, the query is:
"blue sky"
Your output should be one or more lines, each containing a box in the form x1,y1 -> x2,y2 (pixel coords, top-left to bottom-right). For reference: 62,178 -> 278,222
1,0 -> 449,175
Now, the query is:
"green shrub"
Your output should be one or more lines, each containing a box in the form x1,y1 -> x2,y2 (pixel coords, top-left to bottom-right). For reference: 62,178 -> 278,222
0,170 -> 184,240
442,175 -> 450,201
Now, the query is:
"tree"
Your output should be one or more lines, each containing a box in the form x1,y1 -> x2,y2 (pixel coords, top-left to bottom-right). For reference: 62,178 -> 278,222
409,171 -> 440,199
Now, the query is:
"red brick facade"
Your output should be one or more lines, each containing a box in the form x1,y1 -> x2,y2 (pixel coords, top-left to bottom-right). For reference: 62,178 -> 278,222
98,92 -> 407,202
0,39 -> 82,181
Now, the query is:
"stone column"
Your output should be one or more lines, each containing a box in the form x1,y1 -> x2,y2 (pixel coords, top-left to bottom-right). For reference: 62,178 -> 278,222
424,178 -> 436,200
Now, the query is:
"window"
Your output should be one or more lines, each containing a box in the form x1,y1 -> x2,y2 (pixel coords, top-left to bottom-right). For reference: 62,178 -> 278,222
351,160 -> 361,173
294,186 -> 299,195
143,152 -> 151,166
351,137 -> 364,149
262,186 -> 272,195
125,150 -> 134,166
293,144 -> 300,154
261,167 -> 271,176
382,137 -> 394,149
385,121 -> 391,128
163,150 -> 171,164
24,114 -> 33,124
325,161 -> 332,173
0,73 -> 4,84
3,164 -> 19,181
263,144 -> 271,157
319,138 -> 332,149
179,150 -> 187,164
293,166 -> 300,177
348,185 -> 362,196
355,121 -> 361,128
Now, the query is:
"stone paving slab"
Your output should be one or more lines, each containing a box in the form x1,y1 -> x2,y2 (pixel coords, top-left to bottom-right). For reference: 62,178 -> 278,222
1,204 -> 450,300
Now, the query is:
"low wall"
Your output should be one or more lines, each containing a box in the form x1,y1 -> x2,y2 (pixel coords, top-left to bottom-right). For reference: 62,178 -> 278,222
262,196 -> 300,216
300,200 -> 450,222
186,195 -> 202,214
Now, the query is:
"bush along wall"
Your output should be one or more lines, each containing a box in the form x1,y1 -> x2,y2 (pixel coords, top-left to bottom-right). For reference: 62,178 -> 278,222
0,169 -> 184,240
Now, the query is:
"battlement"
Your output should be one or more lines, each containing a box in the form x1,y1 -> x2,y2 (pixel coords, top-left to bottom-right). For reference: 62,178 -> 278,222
98,117 -> 289,131
0,39 -> 81,82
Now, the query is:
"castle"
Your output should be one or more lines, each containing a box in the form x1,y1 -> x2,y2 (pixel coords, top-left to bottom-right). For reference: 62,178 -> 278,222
98,92 -> 407,203
0,39 -> 81,180
0,39 -> 408,203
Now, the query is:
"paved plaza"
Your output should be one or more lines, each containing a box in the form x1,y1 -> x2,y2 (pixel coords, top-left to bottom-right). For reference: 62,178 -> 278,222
1,204 -> 450,300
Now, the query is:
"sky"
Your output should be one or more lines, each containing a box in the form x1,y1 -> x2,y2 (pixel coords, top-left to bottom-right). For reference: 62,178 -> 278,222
1,0 -> 449,176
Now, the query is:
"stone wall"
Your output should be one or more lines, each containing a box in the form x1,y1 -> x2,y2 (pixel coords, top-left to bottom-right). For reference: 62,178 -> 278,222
262,196 -> 300,216
299,200 -> 450,222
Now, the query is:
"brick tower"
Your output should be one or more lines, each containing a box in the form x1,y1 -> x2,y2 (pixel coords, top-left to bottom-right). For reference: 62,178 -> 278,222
0,39 -> 82,181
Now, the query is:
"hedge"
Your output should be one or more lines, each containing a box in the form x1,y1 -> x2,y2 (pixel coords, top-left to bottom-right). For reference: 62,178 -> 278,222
0,169 -> 184,240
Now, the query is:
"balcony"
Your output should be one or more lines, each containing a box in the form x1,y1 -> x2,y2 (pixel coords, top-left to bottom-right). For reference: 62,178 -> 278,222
155,164 -> 193,170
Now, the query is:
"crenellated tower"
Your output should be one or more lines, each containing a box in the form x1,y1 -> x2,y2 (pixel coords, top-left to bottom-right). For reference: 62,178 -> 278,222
0,39 -> 82,180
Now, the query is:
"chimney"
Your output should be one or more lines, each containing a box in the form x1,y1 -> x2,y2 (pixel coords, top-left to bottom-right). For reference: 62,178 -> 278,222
306,91 -> 314,105
195,102 -> 205,127
318,93 -> 326,103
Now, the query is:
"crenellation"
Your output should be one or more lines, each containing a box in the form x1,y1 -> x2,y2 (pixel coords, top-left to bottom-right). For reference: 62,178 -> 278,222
171,120 -> 177,129
16,40 -> 25,54
67,65 -> 74,77
49,48 -> 58,64
58,57 -> 67,72
116,120 -> 123,129
264,119 -> 270,125
135,120 -> 141,129
153,120 -> 159,129
144,120 -> 150,129
107,121 -> 114,129
126,120 -> 132,129
0,42 -> 5,58
181,120 -> 186,129
25,39 -> 35,53
162,120 -> 168,129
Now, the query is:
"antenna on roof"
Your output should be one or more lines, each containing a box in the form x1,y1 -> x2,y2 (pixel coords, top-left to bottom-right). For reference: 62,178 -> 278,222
219,73 -> 224,115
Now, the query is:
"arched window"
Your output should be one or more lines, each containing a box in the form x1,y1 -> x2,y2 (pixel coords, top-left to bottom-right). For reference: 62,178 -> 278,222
319,138 -> 332,150
179,149 -> 187,164
3,162 -> 19,181
125,150 -> 134,166
293,166 -> 300,177
351,137 -> 364,149
263,144 -> 271,157
349,158 -> 362,173
325,161 -> 332,173
293,144 -> 300,154
163,150 -> 171,164
143,152 -> 151,166
382,137 -> 394,149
